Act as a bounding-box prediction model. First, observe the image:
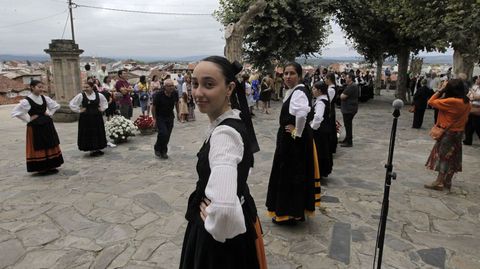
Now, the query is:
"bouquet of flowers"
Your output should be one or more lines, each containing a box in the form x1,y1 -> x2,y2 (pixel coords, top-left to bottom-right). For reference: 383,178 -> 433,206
105,115 -> 137,143
134,115 -> 155,135
134,115 -> 154,130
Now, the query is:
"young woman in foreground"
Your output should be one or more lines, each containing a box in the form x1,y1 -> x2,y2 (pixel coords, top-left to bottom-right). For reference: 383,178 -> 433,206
179,56 -> 267,269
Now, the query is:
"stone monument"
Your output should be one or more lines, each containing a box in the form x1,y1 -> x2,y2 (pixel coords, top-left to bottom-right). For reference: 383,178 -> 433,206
45,39 -> 84,122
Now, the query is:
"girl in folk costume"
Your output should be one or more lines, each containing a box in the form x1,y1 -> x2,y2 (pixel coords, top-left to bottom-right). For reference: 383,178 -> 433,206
11,80 -> 64,174
183,74 -> 196,121
179,92 -> 189,123
180,56 -> 267,269
69,81 -> 108,157
266,62 -> 321,225
311,82 -> 333,179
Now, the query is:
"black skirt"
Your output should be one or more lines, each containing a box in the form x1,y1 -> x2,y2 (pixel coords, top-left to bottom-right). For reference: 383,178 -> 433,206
179,217 -> 260,269
266,126 -> 316,219
259,90 -> 271,102
313,130 -> 333,177
78,113 -> 107,151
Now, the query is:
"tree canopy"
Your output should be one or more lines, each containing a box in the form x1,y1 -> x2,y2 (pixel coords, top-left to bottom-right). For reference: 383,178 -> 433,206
215,0 -> 331,71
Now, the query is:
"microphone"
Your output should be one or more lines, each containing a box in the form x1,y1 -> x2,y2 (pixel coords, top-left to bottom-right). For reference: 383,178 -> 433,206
392,99 -> 403,118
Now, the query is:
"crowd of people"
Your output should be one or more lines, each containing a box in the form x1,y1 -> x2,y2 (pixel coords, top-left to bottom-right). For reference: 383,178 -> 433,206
9,56 -> 479,269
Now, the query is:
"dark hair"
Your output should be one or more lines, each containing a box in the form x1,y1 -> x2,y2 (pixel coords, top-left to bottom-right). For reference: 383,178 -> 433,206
285,62 -> 302,78
103,76 -> 109,84
325,72 -> 336,86
118,70 -> 124,76
140,75 -> 146,84
152,75 -> 157,81
313,81 -> 329,95
201,56 -> 242,84
346,73 -> 356,81
86,81 -> 95,89
444,79 -> 469,104
84,63 -> 90,71
30,80 -> 42,88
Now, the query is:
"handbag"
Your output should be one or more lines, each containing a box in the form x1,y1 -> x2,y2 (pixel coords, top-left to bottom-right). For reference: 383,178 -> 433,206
429,125 -> 449,141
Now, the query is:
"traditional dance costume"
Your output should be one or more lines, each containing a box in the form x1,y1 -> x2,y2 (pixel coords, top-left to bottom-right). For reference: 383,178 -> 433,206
69,91 -> 108,152
311,95 -> 333,178
11,94 -> 64,172
180,110 -> 267,269
266,84 -> 320,223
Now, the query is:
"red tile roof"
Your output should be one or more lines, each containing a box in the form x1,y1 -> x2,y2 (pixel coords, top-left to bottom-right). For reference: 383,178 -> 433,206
0,75 -> 28,93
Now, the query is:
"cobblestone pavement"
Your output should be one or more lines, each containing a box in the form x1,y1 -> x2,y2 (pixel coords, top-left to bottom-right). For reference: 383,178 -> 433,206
1,92 -> 479,269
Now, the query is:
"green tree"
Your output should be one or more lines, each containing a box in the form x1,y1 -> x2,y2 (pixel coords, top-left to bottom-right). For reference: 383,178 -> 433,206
215,0 -> 331,71
243,0 -> 331,72
331,0 -> 447,101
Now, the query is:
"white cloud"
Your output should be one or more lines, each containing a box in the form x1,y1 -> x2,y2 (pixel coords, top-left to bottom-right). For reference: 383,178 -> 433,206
0,0 -> 452,59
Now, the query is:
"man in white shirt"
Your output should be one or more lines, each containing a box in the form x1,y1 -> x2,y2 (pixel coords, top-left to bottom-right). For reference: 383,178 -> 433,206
97,64 -> 108,84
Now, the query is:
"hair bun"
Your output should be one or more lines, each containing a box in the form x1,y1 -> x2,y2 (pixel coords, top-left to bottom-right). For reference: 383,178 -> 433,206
231,61 -> 243,76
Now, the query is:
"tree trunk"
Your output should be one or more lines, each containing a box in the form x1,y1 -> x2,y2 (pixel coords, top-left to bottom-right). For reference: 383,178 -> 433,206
453,49 -> 474,80
374,56 -> 383,95
224,0 -> 267,63
396,47 -> 409,102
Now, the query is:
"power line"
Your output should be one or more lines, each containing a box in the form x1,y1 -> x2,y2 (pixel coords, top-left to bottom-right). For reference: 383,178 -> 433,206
61,11 -> 70,38
74,3 -> 213,16
0,9 -> 67,29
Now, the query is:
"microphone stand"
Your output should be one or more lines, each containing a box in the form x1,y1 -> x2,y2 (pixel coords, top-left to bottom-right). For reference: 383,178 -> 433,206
374,107 -> 400,269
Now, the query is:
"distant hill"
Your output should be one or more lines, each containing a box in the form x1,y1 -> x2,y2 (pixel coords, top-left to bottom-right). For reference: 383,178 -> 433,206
0,54 -> 49,62
1,54 -> 454,65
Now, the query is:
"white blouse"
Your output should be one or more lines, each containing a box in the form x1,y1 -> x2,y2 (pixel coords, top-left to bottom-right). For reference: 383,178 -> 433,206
69,91 -> 108,113
203,109 -> 247,243
310,95 -> 328,130
11,93 -> 60,123
327,84 -> 335,102
283,84 -> 311,137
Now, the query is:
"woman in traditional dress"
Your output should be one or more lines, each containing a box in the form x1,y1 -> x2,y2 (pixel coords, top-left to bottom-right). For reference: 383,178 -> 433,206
69,81 -> 108,157
425,79 -> 471,191
183,74 -> 196,121
266,62 -> 320,225
259,77 -> 271,114
11,80 -> 64,174
311,81 -> 333,178
180,56 -> 267,269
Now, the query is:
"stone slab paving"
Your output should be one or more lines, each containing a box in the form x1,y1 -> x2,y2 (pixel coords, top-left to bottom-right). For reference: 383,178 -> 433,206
1,91 -> 480,269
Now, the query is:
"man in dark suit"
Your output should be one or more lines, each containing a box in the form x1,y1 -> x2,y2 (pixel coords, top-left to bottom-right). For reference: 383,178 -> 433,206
412,79 -> 434,129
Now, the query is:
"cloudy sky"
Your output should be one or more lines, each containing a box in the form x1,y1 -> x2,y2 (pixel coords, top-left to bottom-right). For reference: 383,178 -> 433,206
0,0 -> 449,59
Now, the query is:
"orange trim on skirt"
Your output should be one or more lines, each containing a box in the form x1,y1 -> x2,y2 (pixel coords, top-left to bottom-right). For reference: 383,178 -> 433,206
254,217 -> 268,269
26,126 -> 63,171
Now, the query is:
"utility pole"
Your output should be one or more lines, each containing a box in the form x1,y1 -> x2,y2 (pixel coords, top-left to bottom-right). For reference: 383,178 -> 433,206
68,0 -> 75,42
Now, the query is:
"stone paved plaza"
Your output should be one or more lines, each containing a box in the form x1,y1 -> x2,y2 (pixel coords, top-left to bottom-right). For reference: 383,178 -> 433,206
1,92 -> 479,269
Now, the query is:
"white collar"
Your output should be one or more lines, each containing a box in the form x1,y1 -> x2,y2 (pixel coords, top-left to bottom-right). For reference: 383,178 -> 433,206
283,84 -> 305,102
205,109 -> 241,142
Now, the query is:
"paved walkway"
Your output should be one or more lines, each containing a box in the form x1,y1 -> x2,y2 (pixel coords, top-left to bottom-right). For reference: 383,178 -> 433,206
0,92 -> 479,269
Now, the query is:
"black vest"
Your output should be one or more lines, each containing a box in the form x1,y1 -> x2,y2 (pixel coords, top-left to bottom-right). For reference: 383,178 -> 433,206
26,95 -> 46,116
317,98 -> 331,133
279,86 -> 313,127
82,92 -> 101,115
185,118 -> 256,223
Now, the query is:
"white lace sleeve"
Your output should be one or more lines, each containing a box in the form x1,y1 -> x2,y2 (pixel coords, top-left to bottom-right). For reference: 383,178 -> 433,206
98,93 -> 108,112
45,96 -> 61,115
69,93 -> 83,113
310,100 -> 326,130
289,90 -> 310,137
204,125 -> 246,243
11,99 -> 31,123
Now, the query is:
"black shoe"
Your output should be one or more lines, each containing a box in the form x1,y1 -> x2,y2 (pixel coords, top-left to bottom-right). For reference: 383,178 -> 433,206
155,151 -> 162,157
96,150 -> 104,156
36,168 -> 59,176
160,152 -> 169,159
463,140 -> 472,145
340,143 -> 352,147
